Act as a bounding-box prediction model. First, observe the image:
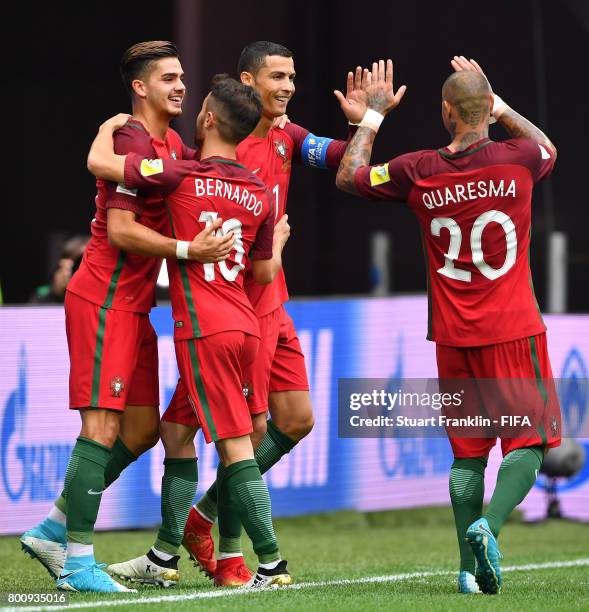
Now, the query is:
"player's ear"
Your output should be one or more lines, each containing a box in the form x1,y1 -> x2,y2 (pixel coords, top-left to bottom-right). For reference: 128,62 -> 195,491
131,79 -> 147,99
442,100 -> 451,119
240,71 -> 254,87
204,111 -> 214,129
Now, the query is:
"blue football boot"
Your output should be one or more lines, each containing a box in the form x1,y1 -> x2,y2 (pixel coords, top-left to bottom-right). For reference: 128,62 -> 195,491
465,518 -> 503,594
57,556 -> 136,593
20,518 -> 66,579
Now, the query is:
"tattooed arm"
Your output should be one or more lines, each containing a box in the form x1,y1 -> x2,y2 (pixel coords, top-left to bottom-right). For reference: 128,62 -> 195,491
335,127 -> 377,194
336,60 -> 407,195
451,56 -> 556,157
496,108 -> 556,157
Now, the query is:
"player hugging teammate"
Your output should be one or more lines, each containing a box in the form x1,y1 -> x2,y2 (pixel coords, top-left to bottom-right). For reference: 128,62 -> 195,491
20,40 -> 560,598
20,39 -> 368,593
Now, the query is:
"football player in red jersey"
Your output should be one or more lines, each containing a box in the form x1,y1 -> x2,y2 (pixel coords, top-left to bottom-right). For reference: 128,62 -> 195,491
87,77 -> 293,588
336,58 -> 560,595
20,41 -> 232,594
176,41 -> 371,585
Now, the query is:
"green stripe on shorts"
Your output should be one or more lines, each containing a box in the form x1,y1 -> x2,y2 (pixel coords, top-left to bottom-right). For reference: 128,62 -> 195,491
90,307 -> 107,407
90,251 -> 125,407
529,335 -> 548,446
187,339 -> 218,441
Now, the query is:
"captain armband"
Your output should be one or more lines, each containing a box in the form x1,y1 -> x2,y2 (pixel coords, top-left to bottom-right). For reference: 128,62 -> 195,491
301,133 -> 334,169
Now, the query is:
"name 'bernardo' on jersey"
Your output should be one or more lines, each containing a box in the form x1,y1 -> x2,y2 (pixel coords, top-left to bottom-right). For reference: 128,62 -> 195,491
422,178 -> 517,210
194,177 -> 264,216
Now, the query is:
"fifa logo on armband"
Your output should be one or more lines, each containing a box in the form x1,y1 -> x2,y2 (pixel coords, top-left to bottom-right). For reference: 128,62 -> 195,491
110,376 -> 125,398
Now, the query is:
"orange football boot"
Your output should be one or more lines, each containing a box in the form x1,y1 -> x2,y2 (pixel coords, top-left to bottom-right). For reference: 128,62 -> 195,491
182,507 -> 216,577
213,556 -> 253,587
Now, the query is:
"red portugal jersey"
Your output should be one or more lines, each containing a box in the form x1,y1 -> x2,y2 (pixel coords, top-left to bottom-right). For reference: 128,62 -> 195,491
123,154 -> 274,340
67,119 -> 193,313
237,122 -> 354,316
355,137 -> 556,347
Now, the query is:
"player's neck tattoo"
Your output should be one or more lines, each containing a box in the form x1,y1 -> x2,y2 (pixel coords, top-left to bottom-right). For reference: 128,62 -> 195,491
451,130 -> 488,152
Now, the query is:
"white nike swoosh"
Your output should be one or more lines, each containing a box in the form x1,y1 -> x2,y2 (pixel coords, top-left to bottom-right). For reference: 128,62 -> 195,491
538,144 -> 551,159
252,168 -> 261,174
87,489 -> 104,495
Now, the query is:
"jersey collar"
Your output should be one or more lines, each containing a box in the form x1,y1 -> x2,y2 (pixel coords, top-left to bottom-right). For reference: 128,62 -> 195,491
438,138 -> 492,159
205,156 -> 248,170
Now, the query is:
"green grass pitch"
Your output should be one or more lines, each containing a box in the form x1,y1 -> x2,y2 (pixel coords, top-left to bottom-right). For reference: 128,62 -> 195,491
1,507 -> 588,611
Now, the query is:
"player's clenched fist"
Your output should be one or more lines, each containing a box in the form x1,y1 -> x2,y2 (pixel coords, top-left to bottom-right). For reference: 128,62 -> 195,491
189,218 -> 235,262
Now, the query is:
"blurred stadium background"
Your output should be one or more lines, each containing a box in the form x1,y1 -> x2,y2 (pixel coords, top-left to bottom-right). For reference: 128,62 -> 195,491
1,0 -> 588,607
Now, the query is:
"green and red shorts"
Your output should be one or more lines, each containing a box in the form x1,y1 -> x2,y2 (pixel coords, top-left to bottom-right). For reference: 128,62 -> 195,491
65,291 -> 159,410
436,333 -> 561,458
166,331 -> 259,443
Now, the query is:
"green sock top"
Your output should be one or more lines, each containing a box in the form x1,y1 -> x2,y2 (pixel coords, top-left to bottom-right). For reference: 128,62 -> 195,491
267,420 -> 297,453
75,436 -> 112,466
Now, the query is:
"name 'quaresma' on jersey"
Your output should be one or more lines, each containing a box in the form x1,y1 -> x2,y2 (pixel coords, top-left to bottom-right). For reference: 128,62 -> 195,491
355,137 -> 556,347
122,154 -> 274,341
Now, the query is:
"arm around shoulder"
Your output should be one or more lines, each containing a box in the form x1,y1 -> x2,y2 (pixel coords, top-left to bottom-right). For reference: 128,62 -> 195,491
87,114 -> 133,183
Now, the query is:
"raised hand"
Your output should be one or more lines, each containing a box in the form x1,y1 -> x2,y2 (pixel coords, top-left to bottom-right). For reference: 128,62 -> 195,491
363,59 -> 406,116
189,218 -> 235,262
451,56 -> 493,92
334,66 -> 369,124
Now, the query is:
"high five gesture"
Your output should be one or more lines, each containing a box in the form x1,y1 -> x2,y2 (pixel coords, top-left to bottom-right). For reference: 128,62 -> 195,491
335,59 -> 406,194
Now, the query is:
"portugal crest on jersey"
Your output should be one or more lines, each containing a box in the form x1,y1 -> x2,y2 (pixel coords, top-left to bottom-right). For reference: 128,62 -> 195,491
110,376 -> 125,398
242,381 -> 253,399
551,415 -> 559,436
274,139 -> 289,162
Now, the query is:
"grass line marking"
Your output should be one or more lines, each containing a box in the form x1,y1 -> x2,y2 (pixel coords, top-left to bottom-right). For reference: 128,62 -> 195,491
4,558 -> 588,612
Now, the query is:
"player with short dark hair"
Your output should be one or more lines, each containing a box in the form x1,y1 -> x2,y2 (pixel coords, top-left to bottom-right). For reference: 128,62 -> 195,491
206,78 -> 265,144
174,41 -> 371,585
120,40 -> 182,98
20,41 -> 232,593
87,77 -> 293,589
237,41 -> 293,76
336,57 -> 560,595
